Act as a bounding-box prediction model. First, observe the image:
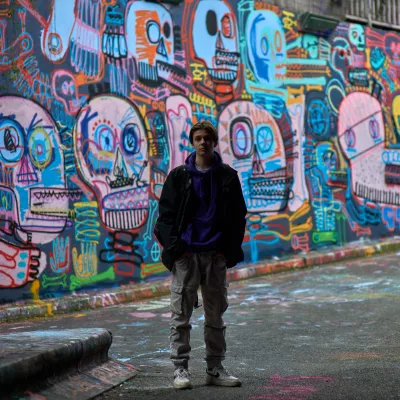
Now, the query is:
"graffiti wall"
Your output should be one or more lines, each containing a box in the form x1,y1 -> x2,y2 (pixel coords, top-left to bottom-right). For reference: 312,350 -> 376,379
0,0 -> 399,303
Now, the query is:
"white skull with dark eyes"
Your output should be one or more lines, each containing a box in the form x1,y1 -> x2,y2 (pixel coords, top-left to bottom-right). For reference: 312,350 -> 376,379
74,95 -> 150,231
218,101 -> 290,214
192,0 -> 239,83
0,96 -> 68,244
125,0 -> 174,83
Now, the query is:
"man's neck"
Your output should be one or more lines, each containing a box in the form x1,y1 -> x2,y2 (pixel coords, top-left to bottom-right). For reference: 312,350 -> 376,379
195,153 -> 213,169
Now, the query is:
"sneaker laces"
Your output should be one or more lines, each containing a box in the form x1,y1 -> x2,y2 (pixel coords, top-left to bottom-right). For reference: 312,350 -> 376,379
175,367 -> 191,379
210,366 -> 234,378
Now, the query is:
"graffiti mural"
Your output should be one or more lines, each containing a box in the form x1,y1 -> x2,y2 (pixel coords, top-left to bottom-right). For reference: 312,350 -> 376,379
0,0 -> 399,303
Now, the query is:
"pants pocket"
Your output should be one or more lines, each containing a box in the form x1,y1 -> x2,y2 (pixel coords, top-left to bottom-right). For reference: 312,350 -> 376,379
170,285 -> 184,315
221,284 -> 229,313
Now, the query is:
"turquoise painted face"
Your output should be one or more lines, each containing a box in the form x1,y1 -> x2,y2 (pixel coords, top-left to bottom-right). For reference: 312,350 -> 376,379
349,24 -> 365,51
246,10 -> 286,87
370,47 -> 386,70
303,34 -> 319,59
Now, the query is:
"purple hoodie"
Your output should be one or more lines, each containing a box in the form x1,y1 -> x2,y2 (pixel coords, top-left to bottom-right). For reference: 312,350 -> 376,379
180,151 -> 222,252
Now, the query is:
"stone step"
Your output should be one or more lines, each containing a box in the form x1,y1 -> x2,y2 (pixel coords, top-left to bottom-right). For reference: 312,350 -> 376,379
0,328 -> 137,400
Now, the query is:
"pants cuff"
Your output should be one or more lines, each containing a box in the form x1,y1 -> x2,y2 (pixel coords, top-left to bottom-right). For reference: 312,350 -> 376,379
206,359 -> 223,369
173,359 -> 189,369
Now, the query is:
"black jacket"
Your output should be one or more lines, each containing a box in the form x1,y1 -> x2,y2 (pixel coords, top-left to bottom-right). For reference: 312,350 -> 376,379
154,163 -> 247,271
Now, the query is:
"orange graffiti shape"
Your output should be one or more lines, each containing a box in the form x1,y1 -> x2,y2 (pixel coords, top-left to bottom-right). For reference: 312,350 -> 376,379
135,10 -> 172,65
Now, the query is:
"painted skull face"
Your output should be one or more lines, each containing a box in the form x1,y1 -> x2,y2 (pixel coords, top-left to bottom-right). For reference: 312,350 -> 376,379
338,92 -> 390,203
0,96 -> 68,244
349,24 -> 365,51
219,101 -> 289,214
52,70 -> 82,115
245,10 -> 286,87
192,0 -> 239,83
338,92 -> 384,162
331,38 -> 353,81
126,0 -> 174,84
74,95 -> 150,231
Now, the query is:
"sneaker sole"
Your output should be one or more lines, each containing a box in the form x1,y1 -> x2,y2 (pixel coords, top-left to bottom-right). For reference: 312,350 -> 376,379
206,376 -> 242,387
174,382 -> 193,390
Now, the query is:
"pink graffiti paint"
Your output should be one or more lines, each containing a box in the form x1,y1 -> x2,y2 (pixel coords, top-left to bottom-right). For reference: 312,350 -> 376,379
250,375 -> 335,400
130,312 -> 158,318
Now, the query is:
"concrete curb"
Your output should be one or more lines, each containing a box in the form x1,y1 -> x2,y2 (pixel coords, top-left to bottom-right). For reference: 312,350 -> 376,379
0,328 -> 112,397
1,239 -> 400,323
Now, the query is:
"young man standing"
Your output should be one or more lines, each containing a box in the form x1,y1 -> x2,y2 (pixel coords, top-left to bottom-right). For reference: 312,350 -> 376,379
154,121 -> 247,389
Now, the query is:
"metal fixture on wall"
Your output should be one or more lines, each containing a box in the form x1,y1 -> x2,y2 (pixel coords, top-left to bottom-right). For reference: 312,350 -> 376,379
298,12 -> 340,36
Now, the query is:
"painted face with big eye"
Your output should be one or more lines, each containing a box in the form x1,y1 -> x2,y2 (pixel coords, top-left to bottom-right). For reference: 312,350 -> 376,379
245,10 -> 286,87
0,96 -> 68,244
192,0 -> 239,83
336,92 -> 400,205
218,101 -> 289,214
51,70 -> 83,115
74,95 -> 150,231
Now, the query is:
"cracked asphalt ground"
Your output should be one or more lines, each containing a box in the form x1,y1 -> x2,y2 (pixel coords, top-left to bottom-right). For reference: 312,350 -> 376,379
1,253 -> 400,399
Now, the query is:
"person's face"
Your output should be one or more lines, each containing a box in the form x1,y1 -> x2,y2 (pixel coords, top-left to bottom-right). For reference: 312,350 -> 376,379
192,129 -> 217,158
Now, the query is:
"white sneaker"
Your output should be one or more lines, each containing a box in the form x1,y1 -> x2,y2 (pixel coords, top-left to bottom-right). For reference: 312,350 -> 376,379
173,367 -> 193,389
206,366 -> 242,387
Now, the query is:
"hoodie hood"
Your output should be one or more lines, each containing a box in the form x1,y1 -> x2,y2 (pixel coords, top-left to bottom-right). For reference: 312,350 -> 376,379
185,151 -> 222,173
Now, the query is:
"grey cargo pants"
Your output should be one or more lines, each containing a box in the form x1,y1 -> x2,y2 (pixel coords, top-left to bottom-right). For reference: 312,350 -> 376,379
169,250 -> 229,369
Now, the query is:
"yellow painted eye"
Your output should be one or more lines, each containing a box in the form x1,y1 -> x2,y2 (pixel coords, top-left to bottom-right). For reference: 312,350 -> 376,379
29,127 -> 52,169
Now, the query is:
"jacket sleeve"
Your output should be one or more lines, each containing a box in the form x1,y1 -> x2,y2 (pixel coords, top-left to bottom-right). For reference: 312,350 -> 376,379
227,173 -> 247,267
233,173 -> 247,244
154,170 -> 180,251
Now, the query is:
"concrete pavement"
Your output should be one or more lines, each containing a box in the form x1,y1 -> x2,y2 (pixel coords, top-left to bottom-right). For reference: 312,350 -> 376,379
1,237 -> 400,323
0,251 -> 399,399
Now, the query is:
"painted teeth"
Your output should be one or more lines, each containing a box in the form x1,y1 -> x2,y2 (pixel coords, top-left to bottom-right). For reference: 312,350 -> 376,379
105,209 -> 148,230
32,189 -> 82,201
249,178 -> 289,199
208,69 -> 237,81
155,171 -> 166,184
138,61 -> 158,81
215,50 -> 239,58
215,58 -> 239,67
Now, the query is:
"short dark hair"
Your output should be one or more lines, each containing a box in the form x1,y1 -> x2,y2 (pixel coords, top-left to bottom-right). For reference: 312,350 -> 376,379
189,121 -> 218,145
